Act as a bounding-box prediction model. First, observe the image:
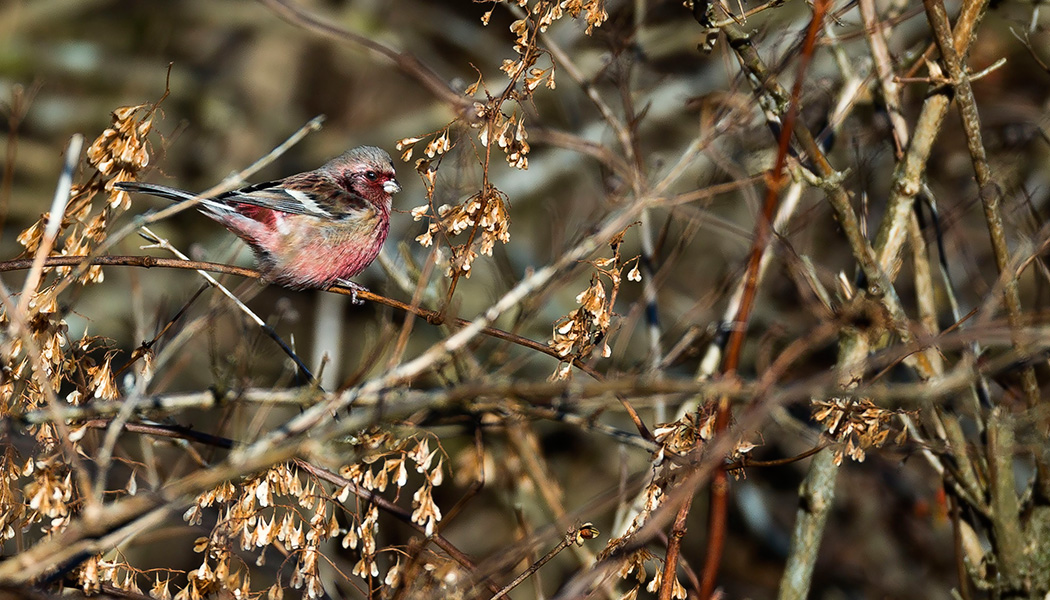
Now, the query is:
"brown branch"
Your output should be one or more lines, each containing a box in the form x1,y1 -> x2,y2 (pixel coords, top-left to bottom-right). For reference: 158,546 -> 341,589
728,443 -> 827,470
0,254 -> 259,281
661,496 -> 694,600
0,253 -> 653,440
0,253 -> 554,364
82,419 -> 236,449
922,0 -> 1039,408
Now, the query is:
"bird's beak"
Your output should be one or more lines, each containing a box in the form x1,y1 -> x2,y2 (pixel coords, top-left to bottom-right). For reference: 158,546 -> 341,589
384,180 -> 401,194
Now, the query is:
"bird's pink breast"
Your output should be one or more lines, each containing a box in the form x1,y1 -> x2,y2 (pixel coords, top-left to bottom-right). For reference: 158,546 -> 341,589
262,207 -> 390,290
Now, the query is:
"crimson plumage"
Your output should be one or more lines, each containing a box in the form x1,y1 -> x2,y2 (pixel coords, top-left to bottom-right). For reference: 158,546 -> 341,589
116,146 -> 400,302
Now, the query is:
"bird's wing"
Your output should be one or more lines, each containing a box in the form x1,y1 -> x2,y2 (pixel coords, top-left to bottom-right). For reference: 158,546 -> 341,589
216,175 -> 371,219
115,179 -> 335,219
214,180 -> 334,218
117,176 -> 372,219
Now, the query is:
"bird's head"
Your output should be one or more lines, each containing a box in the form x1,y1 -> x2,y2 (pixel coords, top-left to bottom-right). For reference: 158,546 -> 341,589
328,145 -> 401,206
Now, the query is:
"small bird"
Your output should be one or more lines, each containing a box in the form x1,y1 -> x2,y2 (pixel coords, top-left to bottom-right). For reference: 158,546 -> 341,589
116,146 -> 400,303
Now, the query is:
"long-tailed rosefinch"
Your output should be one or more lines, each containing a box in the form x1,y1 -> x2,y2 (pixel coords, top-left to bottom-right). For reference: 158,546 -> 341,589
116,146 -> 400,302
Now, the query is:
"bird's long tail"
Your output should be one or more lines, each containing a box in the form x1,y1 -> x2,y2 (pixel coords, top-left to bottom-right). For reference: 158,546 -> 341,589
115,181 -> 234,217
114,181 -> 200,202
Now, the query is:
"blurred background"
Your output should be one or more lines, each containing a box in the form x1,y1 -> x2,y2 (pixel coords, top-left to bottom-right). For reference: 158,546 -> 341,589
2,0 -> 1050,598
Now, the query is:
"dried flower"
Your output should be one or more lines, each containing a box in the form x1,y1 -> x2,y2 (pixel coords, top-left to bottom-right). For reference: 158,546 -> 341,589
812,397 -> 906,465
549,227 -> 640,378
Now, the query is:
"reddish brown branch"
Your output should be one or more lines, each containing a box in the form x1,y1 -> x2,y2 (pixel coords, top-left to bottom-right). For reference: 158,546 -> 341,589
0,253 -> 654,441
687,0 -> 832,595
659,493 -> 694,600
0,254 -> 258,280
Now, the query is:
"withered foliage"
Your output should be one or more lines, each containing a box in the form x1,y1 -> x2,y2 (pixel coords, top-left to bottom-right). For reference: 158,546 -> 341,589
0,3 -> 624,600
3,0 -> 1050,598
549,226 -> 640,379
400,0 -> 605,282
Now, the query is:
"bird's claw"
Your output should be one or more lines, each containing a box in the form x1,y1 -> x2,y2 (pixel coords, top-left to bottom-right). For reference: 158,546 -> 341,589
336,279 -> 369,305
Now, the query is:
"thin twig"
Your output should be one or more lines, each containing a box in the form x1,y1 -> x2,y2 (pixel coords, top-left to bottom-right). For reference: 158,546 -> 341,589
691,0 -> 831,595
490,524 -> 599,600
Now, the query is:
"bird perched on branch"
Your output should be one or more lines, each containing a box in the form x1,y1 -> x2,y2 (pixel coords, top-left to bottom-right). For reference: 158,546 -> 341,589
116,146 -> 400,303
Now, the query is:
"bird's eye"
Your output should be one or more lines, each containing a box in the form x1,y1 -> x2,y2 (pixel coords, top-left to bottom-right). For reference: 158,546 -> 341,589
365,171 -> 378,181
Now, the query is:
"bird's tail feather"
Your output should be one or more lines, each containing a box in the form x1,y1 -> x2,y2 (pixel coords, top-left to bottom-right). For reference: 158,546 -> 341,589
114,181 -> 200,203
115,181 -> 234,217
